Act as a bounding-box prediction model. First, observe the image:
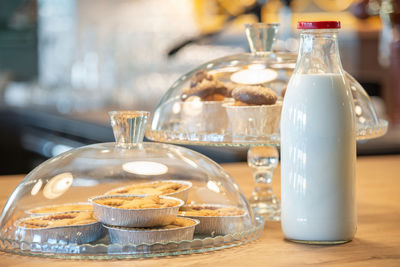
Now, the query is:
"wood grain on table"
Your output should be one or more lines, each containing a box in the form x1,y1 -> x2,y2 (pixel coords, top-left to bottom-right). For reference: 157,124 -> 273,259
0,155 -> 399,266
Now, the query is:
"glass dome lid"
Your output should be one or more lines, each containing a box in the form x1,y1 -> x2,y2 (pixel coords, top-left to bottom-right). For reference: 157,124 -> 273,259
0,111 -> 262,259
147,23 -> 388,146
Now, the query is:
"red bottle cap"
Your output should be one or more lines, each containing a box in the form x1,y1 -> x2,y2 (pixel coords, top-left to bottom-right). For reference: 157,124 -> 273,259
297,21 -> 341,29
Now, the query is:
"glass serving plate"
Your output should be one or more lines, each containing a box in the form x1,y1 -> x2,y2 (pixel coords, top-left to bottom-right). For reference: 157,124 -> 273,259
147,24 -> 388,146
0,111 -> 263,259
0,218 -> 264,259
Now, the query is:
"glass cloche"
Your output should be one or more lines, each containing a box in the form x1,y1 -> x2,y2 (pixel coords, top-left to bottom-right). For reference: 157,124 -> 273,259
0,111 -> 263,259
147,23 -> 388,146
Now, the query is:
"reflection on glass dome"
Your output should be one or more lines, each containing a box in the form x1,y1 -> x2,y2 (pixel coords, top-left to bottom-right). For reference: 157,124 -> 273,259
122,161 -> 169,175
0,111 -> 263,259
147,23 -> 387,146
231,68 -> 278,84
346,72 -> 388,139
43,172 -> 74,199
31,179 -> 43,196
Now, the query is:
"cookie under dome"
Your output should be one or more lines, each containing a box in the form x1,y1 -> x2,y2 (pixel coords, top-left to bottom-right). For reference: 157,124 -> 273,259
146,23 -> 387,146
0,111 -> 262,259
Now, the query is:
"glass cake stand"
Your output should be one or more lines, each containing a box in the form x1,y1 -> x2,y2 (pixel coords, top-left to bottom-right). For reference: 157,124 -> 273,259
147,23 -> 388,221
0,111 -> 264,259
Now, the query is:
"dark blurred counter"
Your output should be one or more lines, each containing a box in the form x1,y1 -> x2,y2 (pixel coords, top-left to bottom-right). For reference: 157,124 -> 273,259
0,106 -> 113,174
0,106 -> 249,174
1,104 -> 399,175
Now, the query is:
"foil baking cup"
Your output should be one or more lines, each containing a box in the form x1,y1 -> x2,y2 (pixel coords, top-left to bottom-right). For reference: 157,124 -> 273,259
15,216 -> 104,244
89,195 -> 184,227
179,204 -> 247,236
104,218 -> 199,244
104,180 -> 192,203
25,202 -> 93,216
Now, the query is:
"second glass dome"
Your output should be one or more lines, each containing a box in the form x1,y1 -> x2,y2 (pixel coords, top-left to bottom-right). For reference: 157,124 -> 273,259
147,23 -> 388,146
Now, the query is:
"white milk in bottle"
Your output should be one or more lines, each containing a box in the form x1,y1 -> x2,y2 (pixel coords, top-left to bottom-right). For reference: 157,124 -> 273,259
280,21 -> 357,243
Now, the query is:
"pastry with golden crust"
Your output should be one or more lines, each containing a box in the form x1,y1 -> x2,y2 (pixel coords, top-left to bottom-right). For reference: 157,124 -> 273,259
104,217 -> 199,244
179,205 -> 244,217
106,181 -> 188,196
16,211 -> 104,244
178,205 -> 246,236
93,195 -> 180,210
28,203 -> 93,215
131,217 -> 197,230
90,194 -> 184,227
18,211 -> 97,229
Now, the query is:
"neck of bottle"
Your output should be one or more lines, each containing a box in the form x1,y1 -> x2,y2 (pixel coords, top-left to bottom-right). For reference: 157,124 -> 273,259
294,29 -> 344,75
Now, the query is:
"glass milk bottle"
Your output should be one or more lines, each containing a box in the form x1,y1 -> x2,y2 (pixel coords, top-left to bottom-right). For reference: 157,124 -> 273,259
280,21 -> 357,244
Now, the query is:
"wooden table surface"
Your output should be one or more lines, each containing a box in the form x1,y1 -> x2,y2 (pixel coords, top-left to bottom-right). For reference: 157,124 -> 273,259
0,155 -> 399,266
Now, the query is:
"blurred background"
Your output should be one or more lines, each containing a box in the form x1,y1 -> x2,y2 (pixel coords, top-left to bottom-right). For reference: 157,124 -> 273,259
0,0 -> 399,175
